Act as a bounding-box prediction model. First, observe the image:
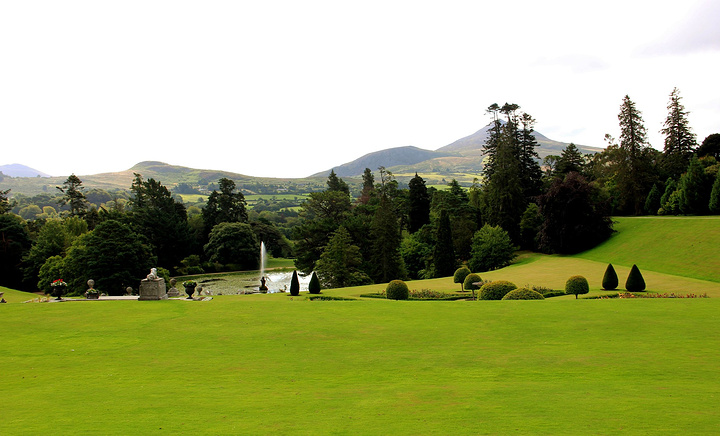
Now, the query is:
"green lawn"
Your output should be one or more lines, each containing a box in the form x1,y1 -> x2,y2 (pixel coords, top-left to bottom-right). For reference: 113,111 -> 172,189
3,216 -> 720,434
2,298 -> 719,434
576,216 -> 720,282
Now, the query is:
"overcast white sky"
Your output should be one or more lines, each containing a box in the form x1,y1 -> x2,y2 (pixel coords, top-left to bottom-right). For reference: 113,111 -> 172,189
1,0 -> 719,178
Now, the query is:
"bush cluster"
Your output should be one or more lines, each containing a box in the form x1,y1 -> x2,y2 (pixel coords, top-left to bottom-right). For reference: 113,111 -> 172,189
502,288 -> 545,300
479,280 -> 517,300
386,280 -> 409,300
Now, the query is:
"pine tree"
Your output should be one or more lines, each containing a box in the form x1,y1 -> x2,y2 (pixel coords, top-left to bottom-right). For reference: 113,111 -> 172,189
327,169 -> 350,194
661,88 -> 697,179
407,173 -> 430,233
644,184 -> 661,215
369,196 -> 406,283
677,156 -> 708,214
556,143 -> 585,177
314,226 -> 370,288
57,174 -> 88,217
614,95 -> 655,215
432,209 -> 456,277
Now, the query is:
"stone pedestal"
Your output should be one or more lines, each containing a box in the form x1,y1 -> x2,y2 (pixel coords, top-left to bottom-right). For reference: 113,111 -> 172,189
138,278 -> 168,301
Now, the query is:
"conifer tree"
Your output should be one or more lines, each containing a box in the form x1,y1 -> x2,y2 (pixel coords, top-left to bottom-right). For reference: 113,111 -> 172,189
57,174 -> 88,217
661,88 -> 697,179
407,173 -> 430,233
289,270 -> 300,296
432,209 -> 455,277
644,184 -> 661,215
677,157 -> 708,214
369,196 -> 407,283
556,143 -> 585,177
602,263 -> 619,290
327,169 -> 350,194
614,95 -> 656,215
625,264 -> 646,292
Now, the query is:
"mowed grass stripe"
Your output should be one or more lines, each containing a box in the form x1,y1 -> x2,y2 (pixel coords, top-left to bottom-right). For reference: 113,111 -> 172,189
2,299 -> 720,434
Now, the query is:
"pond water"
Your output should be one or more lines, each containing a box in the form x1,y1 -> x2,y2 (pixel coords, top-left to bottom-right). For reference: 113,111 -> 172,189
194,270 -> 312,295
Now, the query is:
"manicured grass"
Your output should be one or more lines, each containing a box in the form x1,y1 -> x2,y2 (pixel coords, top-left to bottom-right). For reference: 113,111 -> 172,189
2,298 -> 720,434
577,216 -> 720,282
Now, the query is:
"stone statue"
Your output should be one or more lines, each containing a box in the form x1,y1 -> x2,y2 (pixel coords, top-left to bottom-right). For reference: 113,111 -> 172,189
146,268 -> 158,280
259,276 -> 268,292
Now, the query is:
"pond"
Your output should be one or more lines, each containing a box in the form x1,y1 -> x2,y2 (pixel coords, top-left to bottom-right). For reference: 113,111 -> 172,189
191,270 -> 312,295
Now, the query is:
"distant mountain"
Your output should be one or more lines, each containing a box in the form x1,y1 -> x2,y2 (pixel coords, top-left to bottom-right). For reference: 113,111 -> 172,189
314,146 -> 457,178
0,164 -> 51,178
319,122 -> 604,177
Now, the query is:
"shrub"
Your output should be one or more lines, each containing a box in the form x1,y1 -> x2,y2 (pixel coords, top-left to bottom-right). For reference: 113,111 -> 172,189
502,288 -> 545,300
479,280 -> 517,300
289,270 -> 300,296
453,267 -> 471,292
625,264 -> 646,292
565,275 -> 589,299
602,263 -> 618,290
308,271 -> 321,294
463,273 -> 482,299
386,280 -> 409,300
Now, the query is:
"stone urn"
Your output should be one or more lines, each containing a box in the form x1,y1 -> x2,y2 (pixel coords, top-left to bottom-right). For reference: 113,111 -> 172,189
85,279 -> 99,299
184,283 -> 197,299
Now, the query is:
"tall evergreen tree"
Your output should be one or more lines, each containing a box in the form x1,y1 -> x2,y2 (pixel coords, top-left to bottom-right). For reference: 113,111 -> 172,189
202,178 -> 248,238
358,168 -> 375,204
407,173 -> 430,233
709,171 -> 720,214
314,226 -> 370,288
517,112 -> 543,199
57,174 -> 88,217
661,88 -> 697,179
432,209 -> 456,277
0,188 -> 13,214
327,169 -> 350,194
677,156 -> 708,214
555,143 -> 585,177
369,196 -> 407,283
484,131 -> 524,241
614,95 -> 656,215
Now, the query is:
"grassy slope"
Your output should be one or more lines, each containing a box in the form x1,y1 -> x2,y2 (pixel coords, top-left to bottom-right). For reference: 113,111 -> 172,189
575,216 -> 720,282
2,299 -> 720,434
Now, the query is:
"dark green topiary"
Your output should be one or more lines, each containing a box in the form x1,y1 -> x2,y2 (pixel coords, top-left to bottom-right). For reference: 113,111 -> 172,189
386,280 -> 409,300
565,275 -> 589,299
453,267 -> 471,292
602,263 -> 619,290
479,280 -> 517,300
308,271 -> 321,294
289,270 -> 300,296
463,273 -> 482,299
502,288 -> 545,300
625,264 -> 646,292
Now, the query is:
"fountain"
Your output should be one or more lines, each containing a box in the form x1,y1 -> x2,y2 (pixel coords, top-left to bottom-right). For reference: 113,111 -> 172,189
259,241 -> 268,292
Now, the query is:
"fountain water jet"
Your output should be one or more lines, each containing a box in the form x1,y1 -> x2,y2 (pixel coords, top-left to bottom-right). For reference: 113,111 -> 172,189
259,241 -> 268,292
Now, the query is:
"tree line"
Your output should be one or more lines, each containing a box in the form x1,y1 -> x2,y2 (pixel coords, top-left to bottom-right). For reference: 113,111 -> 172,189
1,88 -> 717,294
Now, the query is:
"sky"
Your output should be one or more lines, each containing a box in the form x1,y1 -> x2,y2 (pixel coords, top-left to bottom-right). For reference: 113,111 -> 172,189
1,0 -> 719,179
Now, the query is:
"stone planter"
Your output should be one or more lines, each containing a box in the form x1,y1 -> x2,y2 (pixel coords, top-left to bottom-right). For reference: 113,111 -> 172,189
85,292 -> 100,300
184,285 -> 196,299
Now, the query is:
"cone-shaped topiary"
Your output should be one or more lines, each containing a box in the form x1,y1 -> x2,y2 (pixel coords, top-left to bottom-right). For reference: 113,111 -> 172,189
479,280 -> 517,300
625,264 -> 646,292
386,280 -> 409,300
602,263 -> 619,290
289,270 -> 300,296
502,288 -> 545,300
463,273 -> 482,300
453,267 -> 471,292
308,271 -> 321,294
565,275 -> 589,299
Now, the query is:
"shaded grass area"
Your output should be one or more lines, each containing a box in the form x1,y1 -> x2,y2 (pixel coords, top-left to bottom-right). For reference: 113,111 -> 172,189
576,216 -> 720,282
2,299 -> 720,434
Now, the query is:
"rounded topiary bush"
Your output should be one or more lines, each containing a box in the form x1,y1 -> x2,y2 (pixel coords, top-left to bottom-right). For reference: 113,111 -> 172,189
453,267 -> 471,292
502,288 -> 545,300
479,280 -> 517,300
308,271 -> 321,294
463,273 -> 482,299
565,275 -> 589,299
602,263 -> 619,290
386,280 -> 409,300
625,264 -> 646,292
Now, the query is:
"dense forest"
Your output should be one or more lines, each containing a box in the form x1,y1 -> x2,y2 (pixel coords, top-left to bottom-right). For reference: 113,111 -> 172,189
1,89 -> 719,295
